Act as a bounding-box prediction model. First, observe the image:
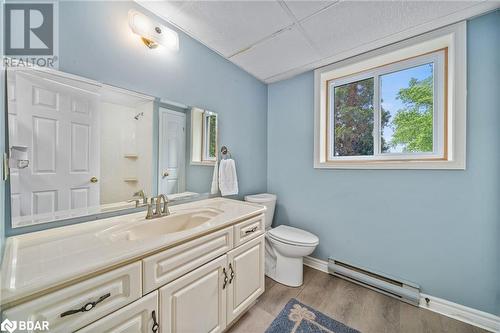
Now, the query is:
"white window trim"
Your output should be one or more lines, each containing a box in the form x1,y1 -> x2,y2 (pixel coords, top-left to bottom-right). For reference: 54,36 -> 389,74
314,22 -> 466,170
202,110 -> 217,162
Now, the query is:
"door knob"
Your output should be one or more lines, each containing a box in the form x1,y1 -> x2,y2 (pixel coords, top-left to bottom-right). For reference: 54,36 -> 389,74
90,176 -> 98,183
163,171 -> 169,178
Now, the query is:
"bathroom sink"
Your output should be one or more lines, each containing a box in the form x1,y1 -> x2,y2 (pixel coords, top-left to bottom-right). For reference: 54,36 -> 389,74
110,209 -> 221,241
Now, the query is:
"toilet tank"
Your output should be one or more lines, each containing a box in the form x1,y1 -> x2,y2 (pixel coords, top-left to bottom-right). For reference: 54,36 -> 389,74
245,193 -> 277,229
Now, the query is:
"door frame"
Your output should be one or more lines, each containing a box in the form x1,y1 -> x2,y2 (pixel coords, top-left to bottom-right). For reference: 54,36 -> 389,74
157,108 -> 186,195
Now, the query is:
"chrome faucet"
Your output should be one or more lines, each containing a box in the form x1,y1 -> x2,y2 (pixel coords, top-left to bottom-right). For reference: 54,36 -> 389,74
133,190 -> 147,204
128,190 -> 148,208
146,194 -> 170,219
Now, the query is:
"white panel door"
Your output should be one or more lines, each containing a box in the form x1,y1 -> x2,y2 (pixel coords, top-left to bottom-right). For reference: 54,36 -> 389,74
7,73 -> 21,219
159,254 -> 227,333
12,71 -> 100,223
226,236 -> 265,324
158,108 -> 186,195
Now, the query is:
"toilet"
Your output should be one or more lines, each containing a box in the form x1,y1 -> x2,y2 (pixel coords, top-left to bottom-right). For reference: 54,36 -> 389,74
245,193 -> 319,287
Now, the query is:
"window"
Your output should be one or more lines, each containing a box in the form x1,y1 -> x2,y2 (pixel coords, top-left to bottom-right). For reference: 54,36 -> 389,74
202,111 -> 217,161
315,23 -> 466,169
328,51 -> 445,161
190,107 -> 218,166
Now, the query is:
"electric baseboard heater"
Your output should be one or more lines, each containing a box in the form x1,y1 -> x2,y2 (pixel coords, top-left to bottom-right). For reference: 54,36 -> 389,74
328,258 -> 420,306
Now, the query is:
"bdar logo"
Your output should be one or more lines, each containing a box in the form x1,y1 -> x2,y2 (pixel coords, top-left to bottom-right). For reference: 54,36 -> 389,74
0,319 -> 17,333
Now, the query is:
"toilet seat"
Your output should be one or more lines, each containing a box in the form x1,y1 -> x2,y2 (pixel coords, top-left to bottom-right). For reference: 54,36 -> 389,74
267,225 -> 319,247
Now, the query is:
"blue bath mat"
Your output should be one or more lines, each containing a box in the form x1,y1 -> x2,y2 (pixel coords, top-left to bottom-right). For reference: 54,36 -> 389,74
265,299 -> 361,333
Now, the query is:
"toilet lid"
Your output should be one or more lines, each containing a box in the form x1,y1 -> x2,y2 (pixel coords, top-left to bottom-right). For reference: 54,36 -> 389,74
245,193 -> 277,203
268,225 -> 319,246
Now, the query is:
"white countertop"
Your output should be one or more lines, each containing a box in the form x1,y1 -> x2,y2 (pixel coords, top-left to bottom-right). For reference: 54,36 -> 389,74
0,198 -> 265,305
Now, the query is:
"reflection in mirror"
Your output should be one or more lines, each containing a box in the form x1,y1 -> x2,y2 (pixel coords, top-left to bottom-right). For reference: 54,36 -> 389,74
7,69 -> 155,227
99,86 -> 154,208
157,106 -> 218,201
190,107 -> 218,165
158,107 -> 186,197
6,68 -> 218,229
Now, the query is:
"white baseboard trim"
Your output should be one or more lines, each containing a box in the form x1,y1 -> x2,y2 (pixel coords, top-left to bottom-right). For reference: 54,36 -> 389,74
420,294 -> 500,332
303,256 -> 500,332
303,256 -> 328,273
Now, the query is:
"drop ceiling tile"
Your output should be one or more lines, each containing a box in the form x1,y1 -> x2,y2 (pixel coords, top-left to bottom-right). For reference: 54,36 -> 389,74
284,1 -> 336,21
138,0 -> 496,83
140,1 -> 294,57
301,1 -> 477,58
136,1 -> 188,19
230,25 -> 321,81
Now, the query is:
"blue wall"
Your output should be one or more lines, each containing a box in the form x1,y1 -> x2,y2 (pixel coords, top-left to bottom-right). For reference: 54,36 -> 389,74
267,11 -> 499,315
4,1 -> 268,236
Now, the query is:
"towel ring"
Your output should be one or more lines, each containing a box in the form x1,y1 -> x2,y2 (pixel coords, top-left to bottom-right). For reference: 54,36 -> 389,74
220,146 -> 232,159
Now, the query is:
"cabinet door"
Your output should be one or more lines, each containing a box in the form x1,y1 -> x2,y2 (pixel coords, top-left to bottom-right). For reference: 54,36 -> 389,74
159,255 -> 227,333
77,291 -> 158,333
226,235 -> 265,324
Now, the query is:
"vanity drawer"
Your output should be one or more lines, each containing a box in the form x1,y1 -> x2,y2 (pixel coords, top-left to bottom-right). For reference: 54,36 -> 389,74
3,262 -> 142,333
233,214 -> 265,247
77,291 -> 158,333
142,226 -> 233,294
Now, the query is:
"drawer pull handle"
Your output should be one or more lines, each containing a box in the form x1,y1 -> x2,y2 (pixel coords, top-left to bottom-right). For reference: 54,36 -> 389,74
245,226 -> 258,234
229,263 -> 235,284
60,293 -> 111,317
151,310 -> 159,333
222,268 -> 228,289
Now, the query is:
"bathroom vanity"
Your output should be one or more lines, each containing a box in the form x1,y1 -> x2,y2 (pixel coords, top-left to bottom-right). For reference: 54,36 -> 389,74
1,198 -> 266,332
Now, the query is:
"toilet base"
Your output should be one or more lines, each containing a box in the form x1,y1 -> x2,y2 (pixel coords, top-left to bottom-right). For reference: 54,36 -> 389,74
265,242 -> 304,287
274,254 -> 304,287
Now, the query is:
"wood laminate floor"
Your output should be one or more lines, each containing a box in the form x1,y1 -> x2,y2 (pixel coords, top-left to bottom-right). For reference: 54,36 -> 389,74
228,266 -> 489,333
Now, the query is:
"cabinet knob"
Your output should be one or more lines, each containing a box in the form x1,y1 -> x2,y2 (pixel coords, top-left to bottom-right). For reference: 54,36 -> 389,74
162,171 -> 169,178
90,176 -> 98,183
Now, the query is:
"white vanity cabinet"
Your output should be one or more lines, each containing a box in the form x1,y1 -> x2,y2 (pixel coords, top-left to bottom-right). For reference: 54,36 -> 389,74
226,236 -> 265,323
159,235 -> 265,333
2,211 -> 266,333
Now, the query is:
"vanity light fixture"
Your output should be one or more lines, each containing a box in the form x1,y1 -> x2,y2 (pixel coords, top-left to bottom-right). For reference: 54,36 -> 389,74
128,10 -> 179,51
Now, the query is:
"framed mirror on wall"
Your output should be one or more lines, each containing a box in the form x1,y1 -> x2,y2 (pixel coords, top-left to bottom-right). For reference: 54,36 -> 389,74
5,68 -> 219,229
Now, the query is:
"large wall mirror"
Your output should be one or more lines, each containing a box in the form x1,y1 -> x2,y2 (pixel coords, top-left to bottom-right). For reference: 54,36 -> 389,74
6,68 -> 218,228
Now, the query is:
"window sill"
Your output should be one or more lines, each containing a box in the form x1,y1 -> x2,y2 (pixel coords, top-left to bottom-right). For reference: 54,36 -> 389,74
314,159 -> 465,170
190,161 -> 216,167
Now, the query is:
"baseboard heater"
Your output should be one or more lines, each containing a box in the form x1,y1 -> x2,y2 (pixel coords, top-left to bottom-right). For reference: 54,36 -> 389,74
328,258 -> 420,306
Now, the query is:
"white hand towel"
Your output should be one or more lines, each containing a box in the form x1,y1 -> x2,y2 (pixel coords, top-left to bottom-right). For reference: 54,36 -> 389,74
210,160 -> 219,195
218,159 -> 238,196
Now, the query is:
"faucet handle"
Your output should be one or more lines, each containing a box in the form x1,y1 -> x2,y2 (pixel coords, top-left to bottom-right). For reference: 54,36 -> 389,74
133,190 -> 147,204
146,202 -> 154,219
127,199 -> 140,208
162,196 -> 170,216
